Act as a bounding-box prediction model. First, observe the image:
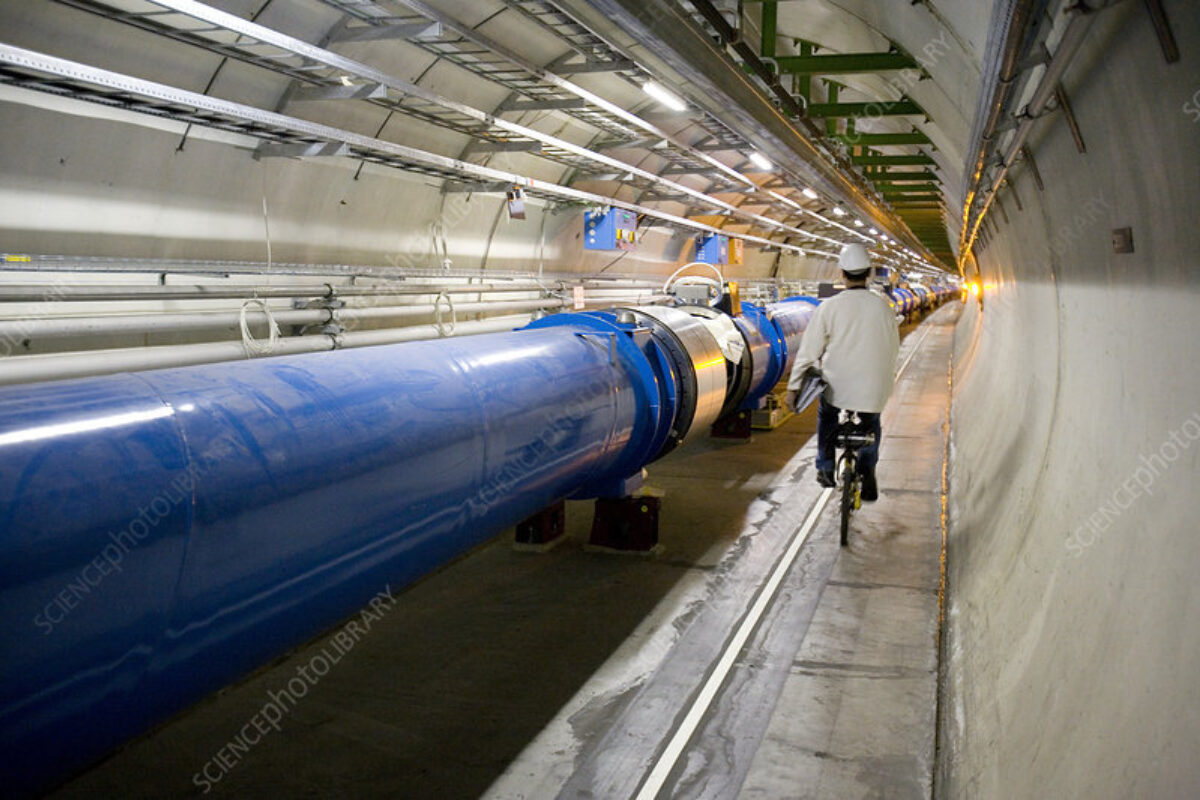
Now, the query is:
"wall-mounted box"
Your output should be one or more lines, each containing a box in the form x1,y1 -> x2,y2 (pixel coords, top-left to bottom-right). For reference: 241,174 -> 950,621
695,233 -> 728,264
728,237 -> 744,265
584,208 -> 638,251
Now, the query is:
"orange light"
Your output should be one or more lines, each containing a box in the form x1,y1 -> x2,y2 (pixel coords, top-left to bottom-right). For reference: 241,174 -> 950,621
969,282 -> 981,297
694,356 -> 726,370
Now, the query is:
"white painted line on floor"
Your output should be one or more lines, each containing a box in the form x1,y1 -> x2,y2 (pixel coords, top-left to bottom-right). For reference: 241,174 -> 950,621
634,315 -> 942,799
634,485 -> 833,800
896,323 -> 935,379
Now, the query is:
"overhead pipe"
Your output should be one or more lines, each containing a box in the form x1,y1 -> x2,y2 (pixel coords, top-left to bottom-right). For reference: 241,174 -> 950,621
0,295 -> 816,795
958,0 -> 1044,264
0,315 -> 535,386
988,6 -> 1102,190
0,282 -> 656,303
0,299 -> 567,341
0,291 -> 672,386
960,0 -> 1117,265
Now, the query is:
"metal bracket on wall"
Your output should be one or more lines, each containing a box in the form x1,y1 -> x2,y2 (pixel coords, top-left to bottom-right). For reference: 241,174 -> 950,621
1053,85 -> 1087,154
1019,146 -> 1045,192
994,194 -> 1009,224
1003,178 -> 1023,211
1142,0 -> 1180,63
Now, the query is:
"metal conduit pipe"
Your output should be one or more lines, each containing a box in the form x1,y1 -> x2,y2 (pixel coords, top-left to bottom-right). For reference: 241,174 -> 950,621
0,294 -> 673,386
0,294 -> 819,793
0,299 -> 569,341
0,315 -> 538,386
962,0 -> 1117,260
0,282 -> 655,303
989,5 -> 1102,191
959,0 -> 1042,242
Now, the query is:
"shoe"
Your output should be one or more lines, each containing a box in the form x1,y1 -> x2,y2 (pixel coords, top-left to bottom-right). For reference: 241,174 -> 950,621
860,471 -> 878,502
816,469 -> 835,488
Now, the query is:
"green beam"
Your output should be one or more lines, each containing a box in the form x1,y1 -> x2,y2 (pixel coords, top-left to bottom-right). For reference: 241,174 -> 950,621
806,100 -> 922,118
832,131 -> 930,145
774,52 -> 918,74
794,41 -> 812,104
875,183 -> 939,193
872,176 -> 940,185
853,153 -> 935,165
825,82 -> 839,137
761,1 -> 777,58
871,170 -> 939,182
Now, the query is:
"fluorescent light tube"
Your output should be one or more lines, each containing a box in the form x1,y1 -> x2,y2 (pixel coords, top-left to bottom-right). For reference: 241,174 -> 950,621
748,151 -> 773,170
642,81 -> 687,111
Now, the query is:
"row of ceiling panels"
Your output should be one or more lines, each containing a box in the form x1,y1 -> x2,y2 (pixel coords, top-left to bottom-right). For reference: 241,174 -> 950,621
36,0 -> 870,252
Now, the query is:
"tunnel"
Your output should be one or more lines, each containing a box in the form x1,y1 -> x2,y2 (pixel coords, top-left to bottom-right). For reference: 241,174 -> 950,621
0,0 -> 1197,797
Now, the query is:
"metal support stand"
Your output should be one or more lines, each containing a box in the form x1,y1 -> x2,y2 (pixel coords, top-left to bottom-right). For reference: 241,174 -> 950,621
711,410 -> 753,440
588,495 -> 661,553
514,500 -> 566,551
751,392 -> 794,430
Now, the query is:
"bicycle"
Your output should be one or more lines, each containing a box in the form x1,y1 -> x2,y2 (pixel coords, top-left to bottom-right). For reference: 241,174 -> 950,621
835,411 -> 877,547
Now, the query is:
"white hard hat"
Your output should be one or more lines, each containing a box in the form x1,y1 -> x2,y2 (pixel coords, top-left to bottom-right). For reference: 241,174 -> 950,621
838,243 -> 872,275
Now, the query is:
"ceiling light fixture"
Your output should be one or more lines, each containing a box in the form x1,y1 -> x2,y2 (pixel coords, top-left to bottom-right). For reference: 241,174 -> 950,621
869,227 -> 880,235
801,187 -> 819,200
748,151 -> 773,171
853,220 -> 864,227
642,81 -> 687,112
832,206 -> 846,216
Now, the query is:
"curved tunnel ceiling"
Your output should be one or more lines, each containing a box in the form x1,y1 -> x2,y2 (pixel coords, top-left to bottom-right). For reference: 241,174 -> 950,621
551,0 -> 992,267
763,0 -> 989,264
0,0 -> 953,275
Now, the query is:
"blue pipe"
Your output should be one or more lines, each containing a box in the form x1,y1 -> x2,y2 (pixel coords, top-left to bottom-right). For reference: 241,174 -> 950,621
736,300 -> 816,409
0,322 -> 678,796
0,294 -> 814,794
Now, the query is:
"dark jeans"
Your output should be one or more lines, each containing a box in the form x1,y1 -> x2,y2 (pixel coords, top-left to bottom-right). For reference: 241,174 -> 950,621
816,397 -> 881,475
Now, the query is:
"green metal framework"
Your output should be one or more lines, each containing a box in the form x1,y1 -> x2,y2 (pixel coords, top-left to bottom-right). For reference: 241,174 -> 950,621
751,10 -> 953,264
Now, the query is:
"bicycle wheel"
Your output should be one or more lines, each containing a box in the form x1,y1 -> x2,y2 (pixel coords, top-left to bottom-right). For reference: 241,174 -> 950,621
840,459 -> 855,547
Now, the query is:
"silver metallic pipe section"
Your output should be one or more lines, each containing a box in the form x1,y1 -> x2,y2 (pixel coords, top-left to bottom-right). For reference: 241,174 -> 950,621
0,315 -> 538,386
959,0 -> 1041,237
992,7 -> 1100,189
0,283 -> 644,302
620,305 -> 727,453
962,0 -> 1115,262
0,299 -> 566,340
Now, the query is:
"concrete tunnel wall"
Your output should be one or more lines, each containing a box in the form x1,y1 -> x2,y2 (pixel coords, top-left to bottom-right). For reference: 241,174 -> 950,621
940,2 -> 1200,796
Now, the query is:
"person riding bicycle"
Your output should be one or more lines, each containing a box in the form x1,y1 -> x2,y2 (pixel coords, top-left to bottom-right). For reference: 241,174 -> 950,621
784,243 -> 899,501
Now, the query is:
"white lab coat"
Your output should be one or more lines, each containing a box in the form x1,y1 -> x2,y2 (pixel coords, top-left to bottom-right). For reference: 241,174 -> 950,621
786,288 -> 899,413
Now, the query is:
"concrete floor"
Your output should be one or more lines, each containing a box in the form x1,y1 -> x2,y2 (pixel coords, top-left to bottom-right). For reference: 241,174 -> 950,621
49,306 -> 958,800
